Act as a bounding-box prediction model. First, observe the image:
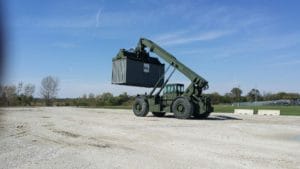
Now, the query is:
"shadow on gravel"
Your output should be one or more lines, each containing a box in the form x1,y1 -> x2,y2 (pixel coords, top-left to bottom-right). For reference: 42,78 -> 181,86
206,115 -> 242,121
150,114 -> 242,121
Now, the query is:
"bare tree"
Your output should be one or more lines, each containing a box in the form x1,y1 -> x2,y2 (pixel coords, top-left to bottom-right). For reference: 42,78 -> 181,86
23,84 -> 35,106
16,82 -> 23,96
24,84 -> 35,97
0,85 -> 3,105
82,94 -> 87,99
88,93 -> 95,99
2,85 -> 17,106
40,76 -> 59,106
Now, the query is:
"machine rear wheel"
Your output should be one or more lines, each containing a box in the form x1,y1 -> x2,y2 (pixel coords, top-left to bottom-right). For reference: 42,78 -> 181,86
172,97 -> 193,119
152,112 -> 165,117
133,97 -> 149,117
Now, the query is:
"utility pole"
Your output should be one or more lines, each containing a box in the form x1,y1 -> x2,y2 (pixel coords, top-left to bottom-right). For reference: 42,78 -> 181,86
238,85 -> 240,107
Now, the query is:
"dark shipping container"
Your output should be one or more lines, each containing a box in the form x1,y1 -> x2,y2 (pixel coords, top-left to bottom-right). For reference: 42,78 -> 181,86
112,57 -> 164,88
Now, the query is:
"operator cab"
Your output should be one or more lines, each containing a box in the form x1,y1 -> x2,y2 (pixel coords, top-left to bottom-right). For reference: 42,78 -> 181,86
163,83 -> 184,96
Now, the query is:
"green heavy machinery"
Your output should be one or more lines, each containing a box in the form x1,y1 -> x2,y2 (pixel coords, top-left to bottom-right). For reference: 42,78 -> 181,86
114,38 -> 213,119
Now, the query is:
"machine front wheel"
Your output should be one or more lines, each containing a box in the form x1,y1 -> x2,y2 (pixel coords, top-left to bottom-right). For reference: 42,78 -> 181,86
133,97 -> 149,117
172,97 -> 193,119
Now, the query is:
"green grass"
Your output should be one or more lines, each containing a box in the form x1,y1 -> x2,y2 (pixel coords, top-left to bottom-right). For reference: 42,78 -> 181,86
213,105 -> 300,116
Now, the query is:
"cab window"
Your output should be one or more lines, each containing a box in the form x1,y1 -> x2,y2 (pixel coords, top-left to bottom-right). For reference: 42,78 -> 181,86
180,85 -> 184,92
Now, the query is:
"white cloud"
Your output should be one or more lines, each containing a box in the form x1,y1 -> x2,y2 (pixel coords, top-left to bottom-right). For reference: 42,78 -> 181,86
155,30 -> 234,46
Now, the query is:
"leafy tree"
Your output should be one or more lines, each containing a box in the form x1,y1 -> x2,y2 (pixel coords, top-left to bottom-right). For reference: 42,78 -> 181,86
230,87 -> 242,103
247,88 -> 261,102
118,92 -> 130,104
209,92 -> 222,104
101,92 -> 116,105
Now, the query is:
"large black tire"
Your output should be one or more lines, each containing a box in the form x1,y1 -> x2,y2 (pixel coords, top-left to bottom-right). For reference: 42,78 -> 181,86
193,111 -> 211,119
132,97 -> 149,117
172,97 -> 193,119
152,112 -> 166,117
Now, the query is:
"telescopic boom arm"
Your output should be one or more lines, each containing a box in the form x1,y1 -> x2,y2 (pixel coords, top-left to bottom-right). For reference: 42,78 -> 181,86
135,38 -> 209,97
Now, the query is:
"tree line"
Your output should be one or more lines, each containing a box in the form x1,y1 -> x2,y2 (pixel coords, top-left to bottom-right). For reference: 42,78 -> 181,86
0,75 -> 133,107
207,88 -> 300,104
0,76 -> 59,106
1,76 -> 299,107
62,92 -> 134,107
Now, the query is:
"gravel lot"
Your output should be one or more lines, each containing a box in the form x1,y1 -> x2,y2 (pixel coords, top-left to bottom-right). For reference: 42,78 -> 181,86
0,107 -> 299,169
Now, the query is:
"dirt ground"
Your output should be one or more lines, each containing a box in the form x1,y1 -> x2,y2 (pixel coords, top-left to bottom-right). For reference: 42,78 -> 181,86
0,107 -> 299,169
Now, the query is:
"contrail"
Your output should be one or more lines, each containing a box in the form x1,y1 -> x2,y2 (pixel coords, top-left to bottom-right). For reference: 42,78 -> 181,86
96,8 -> 102,27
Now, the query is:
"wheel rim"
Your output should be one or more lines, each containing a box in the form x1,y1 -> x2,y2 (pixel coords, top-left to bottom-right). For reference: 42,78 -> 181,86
136,104 -> 142,112
172,97 -> 193,119
176,104 -> 185,113
133,97 -> 149,117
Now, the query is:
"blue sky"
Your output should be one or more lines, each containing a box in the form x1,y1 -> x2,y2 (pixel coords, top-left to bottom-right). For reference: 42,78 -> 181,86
3,0 -> 300,98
